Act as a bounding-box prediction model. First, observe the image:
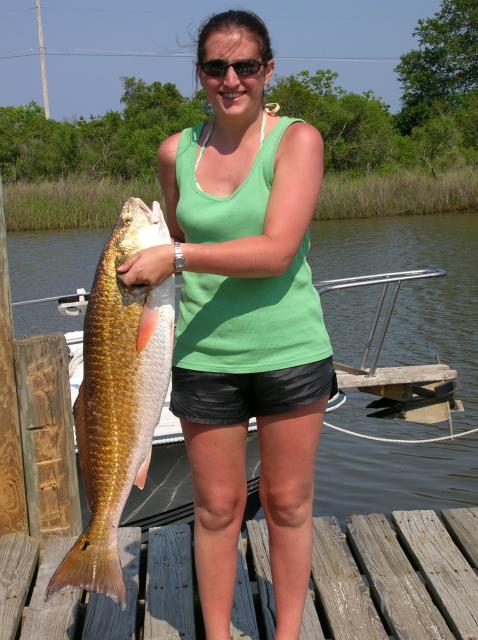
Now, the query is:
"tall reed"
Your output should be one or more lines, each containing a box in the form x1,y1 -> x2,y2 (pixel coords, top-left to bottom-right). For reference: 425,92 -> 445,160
318,168 -> 478,219
3,177 -> 161,232
3,168 -> 478,232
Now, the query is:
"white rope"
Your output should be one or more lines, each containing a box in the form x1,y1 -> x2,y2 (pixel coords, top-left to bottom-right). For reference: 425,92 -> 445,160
323,420 -> 478,444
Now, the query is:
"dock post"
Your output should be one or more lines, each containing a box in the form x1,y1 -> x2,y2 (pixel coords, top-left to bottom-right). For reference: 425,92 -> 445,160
0,175 -> 29,535
14,334 -> 83,541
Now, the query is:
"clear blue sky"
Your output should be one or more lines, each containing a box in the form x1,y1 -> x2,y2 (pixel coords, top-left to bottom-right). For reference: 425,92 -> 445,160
1,0 -> 443,120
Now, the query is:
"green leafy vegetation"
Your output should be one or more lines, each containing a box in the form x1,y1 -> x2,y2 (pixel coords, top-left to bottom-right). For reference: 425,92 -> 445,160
395,0 -> 478,132
1,0 -> 477,229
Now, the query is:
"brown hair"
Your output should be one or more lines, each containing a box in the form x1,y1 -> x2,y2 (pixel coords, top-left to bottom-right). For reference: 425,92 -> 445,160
196,10 -> 274,65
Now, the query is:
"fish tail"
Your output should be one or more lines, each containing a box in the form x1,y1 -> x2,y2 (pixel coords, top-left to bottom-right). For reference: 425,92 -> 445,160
45,530 -> 126,607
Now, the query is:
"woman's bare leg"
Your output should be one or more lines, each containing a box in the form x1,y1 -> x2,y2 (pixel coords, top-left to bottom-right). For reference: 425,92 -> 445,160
181,420 -> 248,640
257,396 -> 328,640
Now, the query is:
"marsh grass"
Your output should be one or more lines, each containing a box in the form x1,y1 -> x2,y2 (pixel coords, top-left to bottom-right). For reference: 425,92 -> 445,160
3,168 -> 478,232
318,167 -> 478,219
3,177 -> 161,232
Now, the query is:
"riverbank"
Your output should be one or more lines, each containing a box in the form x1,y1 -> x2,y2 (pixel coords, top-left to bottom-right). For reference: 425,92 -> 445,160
3,167 -> 478,231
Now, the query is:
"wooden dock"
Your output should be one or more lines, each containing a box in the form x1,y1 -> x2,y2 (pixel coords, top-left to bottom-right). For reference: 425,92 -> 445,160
1,506 -> 477,640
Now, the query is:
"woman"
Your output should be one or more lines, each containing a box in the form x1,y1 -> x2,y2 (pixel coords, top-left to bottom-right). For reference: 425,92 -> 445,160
118,10 -> 334,640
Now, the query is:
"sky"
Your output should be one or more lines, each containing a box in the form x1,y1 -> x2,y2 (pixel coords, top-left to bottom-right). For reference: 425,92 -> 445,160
1,0 -> 444,121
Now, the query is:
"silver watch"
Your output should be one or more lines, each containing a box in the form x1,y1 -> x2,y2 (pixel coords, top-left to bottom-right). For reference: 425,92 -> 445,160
174,242 -> 185,274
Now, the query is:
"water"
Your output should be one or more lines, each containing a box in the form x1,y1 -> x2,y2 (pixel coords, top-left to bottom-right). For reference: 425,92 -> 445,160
7,213 -> 478,524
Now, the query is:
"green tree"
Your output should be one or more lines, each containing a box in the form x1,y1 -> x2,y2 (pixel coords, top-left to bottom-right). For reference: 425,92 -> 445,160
0,103 -> 77,181
411,112 -> 465,174
396,0 -> 478,132
117,77 -> 208,177
453,90 -> 478,156
267,70 -> 395,172
75,111 -> 124,177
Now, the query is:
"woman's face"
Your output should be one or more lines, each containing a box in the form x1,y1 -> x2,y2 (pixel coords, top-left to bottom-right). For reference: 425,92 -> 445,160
198,28 -> 274,118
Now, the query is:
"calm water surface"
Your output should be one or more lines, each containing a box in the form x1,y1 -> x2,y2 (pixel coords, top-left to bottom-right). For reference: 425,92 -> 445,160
7,213 -> 478,523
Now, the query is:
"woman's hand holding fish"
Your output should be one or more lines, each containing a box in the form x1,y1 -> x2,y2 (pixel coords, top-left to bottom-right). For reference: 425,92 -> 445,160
117,244 -> 175,288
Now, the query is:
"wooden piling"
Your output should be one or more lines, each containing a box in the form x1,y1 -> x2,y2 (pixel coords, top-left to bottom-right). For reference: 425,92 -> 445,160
14,334 -> 82,540
0,176 -> 29,535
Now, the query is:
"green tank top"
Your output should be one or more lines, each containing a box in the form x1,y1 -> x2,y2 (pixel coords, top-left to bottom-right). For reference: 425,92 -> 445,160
173,116 -> 333,373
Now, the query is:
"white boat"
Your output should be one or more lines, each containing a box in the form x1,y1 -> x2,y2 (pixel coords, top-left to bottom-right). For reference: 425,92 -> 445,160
64,326 -> 345,530
15,267 -> 454,530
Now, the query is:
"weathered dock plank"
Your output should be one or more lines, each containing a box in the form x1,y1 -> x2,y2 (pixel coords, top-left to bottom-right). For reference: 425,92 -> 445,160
441,506 -> 478,569
247,519 -> 325,640
336,364 -> 457,389
81,527 -> 141,640
347,512 -> 453,639
0,178 -> 29,536
311,516 -> 388,640
20,535 -> 82,640
393,509 -> 478,640
14,335 -> 82,542
3,506 -> 477,639
143,524 -> 195,640
0,533 -> 39,640
230,537 -> 259,640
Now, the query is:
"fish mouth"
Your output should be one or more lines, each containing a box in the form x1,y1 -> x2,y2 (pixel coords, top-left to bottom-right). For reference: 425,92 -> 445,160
132,198 -> 159,225
149,201 -> 163,225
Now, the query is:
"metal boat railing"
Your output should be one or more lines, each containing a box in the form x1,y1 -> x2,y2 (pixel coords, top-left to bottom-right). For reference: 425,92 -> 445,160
314,267 -> 446,375
12,267 -> 446,376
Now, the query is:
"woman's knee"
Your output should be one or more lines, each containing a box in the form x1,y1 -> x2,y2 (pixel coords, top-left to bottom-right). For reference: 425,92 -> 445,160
196,489 -> 247,531
260,485 -> 312,528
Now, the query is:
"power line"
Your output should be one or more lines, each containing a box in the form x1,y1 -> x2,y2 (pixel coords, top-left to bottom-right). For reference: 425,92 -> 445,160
0,48 -> 401,62
0,52 -> 39,59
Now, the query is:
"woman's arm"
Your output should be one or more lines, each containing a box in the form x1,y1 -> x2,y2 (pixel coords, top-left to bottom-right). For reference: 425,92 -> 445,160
118,122 -> 324,286
157,133 -> 184,242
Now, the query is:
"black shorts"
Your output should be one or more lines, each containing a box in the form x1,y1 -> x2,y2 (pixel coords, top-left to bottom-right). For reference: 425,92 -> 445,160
170,356 -> 336,425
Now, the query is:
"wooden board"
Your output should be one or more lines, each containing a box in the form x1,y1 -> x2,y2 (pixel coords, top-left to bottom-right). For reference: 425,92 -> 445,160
14,335 -> 82,541
393,509 -> 478,639
441,506 -> 478,569
311,516 -> 387,640
81,527 -> 141,640
230,536 -> 260,640
20,535 -> 82,640
337,364 -> 457,389
0,178 -> 29,535
247,519 -> 325,640
361,383 -> 413,402
347,513 -> 453,639
143,524 -> 195,640
0,533 -> 39,640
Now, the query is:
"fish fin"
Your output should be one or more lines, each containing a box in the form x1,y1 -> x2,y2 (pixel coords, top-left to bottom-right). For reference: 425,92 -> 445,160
136,304 -> 160,352
73,383 -> 95,512
133,448 -> 152,490
45,531 -> 126,608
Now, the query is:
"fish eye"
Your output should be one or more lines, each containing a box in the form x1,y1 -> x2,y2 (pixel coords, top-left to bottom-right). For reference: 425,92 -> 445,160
123,216 -> 133,226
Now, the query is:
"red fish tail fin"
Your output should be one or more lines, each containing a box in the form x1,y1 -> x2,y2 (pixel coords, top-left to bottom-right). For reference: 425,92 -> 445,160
45,532 -> 126,607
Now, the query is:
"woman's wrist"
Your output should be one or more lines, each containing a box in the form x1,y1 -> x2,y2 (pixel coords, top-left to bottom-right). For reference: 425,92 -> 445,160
173,242 -> 186,274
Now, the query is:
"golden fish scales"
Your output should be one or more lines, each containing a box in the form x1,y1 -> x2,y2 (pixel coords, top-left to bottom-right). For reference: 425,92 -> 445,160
46,197 -> 175,606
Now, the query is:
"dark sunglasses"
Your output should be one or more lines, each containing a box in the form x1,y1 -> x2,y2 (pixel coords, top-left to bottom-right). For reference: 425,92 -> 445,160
200,59 -> 264,78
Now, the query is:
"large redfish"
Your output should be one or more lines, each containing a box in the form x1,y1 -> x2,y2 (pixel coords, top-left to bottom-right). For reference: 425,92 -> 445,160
46,197 -> 175,606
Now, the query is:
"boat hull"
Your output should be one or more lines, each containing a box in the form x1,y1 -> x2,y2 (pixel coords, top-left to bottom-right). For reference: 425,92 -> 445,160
76,431 -> 261,531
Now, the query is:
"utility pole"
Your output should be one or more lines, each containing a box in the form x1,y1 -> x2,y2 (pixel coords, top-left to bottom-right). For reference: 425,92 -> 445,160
35,0 -> 50,119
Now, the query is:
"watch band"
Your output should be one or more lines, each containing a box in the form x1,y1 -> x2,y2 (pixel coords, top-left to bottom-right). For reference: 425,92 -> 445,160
174,242 -> 185,274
